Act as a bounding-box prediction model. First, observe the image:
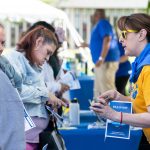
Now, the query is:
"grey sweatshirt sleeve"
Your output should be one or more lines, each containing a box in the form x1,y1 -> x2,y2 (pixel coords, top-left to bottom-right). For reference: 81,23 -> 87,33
0,70 -> 25,150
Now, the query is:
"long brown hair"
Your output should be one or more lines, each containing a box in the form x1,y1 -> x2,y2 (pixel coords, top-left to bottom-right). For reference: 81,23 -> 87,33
117,13 -> 150,42
17,26 -> 58,63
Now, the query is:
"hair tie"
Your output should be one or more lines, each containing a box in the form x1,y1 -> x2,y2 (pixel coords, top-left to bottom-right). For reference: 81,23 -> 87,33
55,27 -> 65,43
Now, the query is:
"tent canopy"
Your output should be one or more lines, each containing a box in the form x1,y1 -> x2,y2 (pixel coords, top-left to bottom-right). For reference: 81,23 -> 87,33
0,0 -> 66,22
0,0 -> 84,47
59,0 -> 149,9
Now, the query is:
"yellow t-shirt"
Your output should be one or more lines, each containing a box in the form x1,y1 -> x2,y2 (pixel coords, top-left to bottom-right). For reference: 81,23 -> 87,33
131,66 -> 150,143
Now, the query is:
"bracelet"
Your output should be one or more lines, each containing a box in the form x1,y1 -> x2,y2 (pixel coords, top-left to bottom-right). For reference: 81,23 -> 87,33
120,112 -> 123,124
99,56 -> 104,61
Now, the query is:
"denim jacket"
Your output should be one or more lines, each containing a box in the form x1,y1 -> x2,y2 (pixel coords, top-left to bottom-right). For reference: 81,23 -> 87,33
4,50 -> 49,118
0,55 -> 22,92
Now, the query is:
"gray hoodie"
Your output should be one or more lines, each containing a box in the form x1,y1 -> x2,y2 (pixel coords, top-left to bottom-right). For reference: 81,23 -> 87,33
0,69 -> 25,150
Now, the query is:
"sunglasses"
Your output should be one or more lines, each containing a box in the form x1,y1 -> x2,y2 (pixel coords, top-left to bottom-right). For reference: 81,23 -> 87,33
120,30 -> 138,39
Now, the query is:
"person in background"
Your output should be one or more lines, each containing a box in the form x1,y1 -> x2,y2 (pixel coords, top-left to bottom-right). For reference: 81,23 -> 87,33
0,24 -> 22,92
44,48 -> 70,98
90,13 -> 150,149
115,42 -> 131,95
27,21 -> 70,103
90,9 -> 120,97
4,26 -> 66,150
0,24 -> 25,150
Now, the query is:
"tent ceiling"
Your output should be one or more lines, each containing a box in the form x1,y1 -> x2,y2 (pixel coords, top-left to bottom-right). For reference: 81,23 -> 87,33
0,0 -> 84,47
0,0 -> 66,22
58,0 -> 149,9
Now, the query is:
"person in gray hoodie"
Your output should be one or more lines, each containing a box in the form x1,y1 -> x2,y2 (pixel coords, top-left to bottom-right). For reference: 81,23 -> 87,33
0,23 -> 25,150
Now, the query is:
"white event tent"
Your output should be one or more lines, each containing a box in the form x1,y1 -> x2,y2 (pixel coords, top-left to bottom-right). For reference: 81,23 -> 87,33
0,0 -> 84,47
59,0 -> 148,9
0,0 -> 65,22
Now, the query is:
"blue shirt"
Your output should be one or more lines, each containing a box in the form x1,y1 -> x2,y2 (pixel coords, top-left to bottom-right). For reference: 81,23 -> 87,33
116,42 -> 131,77
90,19 -> 120,64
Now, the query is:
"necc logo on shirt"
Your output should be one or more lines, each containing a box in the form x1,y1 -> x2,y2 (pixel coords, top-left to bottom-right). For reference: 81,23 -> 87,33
131,84 -> 138,99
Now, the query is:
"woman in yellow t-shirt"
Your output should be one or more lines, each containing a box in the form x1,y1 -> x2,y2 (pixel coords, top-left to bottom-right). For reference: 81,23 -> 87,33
90,13 -> 150,149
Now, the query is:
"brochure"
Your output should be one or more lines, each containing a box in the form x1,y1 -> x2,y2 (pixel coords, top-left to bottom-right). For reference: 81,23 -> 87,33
15,89 -> 36,131
58,71 -> 80,90
24,108 -> 36,131
105,101 -> 132,139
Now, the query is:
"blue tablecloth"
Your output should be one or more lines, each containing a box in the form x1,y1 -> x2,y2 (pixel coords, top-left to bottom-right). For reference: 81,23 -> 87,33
69,76 -> 94,110
60,126 -> 142,150
80,110 -> 97,123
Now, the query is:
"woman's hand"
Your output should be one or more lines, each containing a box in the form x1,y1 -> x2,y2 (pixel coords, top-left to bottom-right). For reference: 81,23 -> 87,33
61,97 -> 70,107
90,100 -> 119,121
98,90 -> 121,104
48,92 -> 67,107
60,83 -> 70,94
98,89 -> 130,104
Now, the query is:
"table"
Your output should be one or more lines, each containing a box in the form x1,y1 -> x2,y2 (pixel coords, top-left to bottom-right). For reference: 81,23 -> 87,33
69,76 -> 94,110
60,126 -> 142,150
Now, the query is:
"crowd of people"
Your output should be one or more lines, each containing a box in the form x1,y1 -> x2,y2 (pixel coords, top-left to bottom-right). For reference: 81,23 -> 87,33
0,9 -> 150,150
1,21 -> 69,150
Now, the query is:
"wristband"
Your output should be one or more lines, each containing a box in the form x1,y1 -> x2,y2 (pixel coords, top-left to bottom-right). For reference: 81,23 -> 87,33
99,56 -> 104,61
120,112 -> 123,124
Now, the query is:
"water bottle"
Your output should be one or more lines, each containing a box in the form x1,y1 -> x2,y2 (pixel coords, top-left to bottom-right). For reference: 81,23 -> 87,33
69,98 -> 80,126
63,111 -> 70,127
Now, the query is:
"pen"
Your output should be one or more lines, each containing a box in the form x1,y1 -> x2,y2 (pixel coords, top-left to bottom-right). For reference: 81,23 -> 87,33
46,106 -> 63,124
